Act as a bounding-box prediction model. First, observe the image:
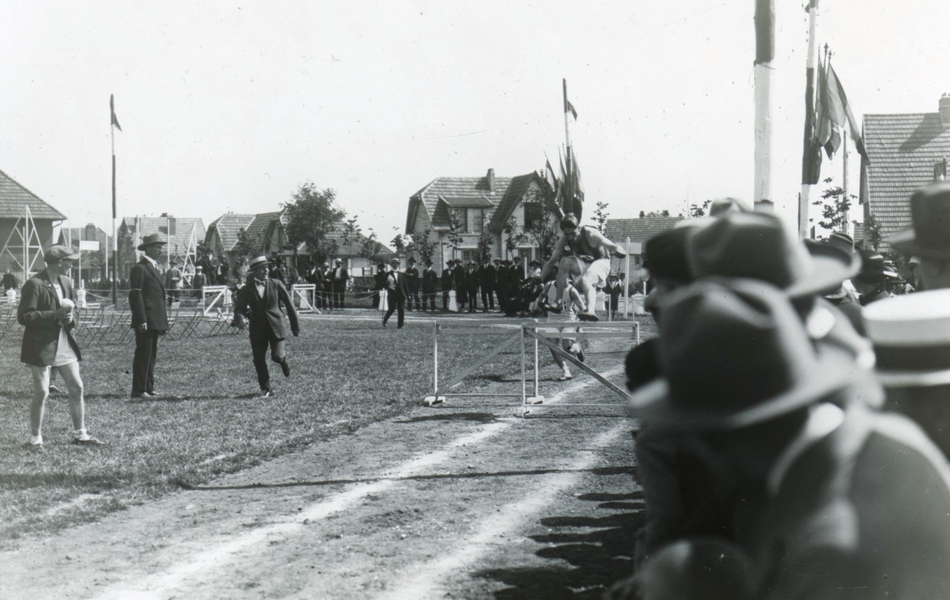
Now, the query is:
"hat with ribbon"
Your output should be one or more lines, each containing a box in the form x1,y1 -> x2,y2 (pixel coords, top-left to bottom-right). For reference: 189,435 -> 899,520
45,245 -> 79,262
864,290 -> 950,387
137,233 -> 167,251
628,278 -> 857,431
890,181 -> 950,259
247,256 -> 270,271
688,211 -> 859,298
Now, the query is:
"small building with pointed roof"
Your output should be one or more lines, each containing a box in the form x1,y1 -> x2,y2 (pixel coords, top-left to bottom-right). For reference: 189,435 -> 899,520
0,168 -> 66,278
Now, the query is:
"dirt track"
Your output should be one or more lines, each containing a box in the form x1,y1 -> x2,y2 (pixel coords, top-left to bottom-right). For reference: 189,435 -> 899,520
0,345 -> 642,600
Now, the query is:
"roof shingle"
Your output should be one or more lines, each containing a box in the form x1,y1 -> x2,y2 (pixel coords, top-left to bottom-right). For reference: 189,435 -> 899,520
604,217 -> 682,246
0,168 -> 66,220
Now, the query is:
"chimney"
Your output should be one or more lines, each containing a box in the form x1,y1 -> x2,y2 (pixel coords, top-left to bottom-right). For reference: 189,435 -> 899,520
940,94 -> 950,128
487,168 -> 495,194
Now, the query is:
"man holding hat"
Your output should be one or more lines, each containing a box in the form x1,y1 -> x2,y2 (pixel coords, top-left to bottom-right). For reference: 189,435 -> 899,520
232,255 -> 300,398
382,257 -> 409,328
18,245 -> 103,446
627,278 -> 950,598
129,233 -> 170,399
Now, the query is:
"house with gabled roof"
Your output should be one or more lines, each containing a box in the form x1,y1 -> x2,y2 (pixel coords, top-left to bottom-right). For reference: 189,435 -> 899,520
116,214 -> 205,282
603,215 -> 683,272
406,168 -> 551,271
861,94 -> 950,253
0,168 -> 66,278
58,224 -> 112,286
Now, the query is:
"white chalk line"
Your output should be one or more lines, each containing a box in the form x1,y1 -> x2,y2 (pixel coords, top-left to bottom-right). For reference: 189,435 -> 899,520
379,422 -> 632,599
89,367 -> 626,600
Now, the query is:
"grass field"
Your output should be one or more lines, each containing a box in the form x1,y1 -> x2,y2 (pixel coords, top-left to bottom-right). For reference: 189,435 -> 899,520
0,313 -> 544,546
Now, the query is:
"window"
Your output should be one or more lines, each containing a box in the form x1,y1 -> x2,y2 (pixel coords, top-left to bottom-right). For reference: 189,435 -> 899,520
461,249 -> 479,264
524,203 -> 543,229
468,208 -> 484,234
453,209 -> 467,232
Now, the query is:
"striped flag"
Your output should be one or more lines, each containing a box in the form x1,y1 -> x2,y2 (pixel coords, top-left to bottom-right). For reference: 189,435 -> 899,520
110,94 -> 122,131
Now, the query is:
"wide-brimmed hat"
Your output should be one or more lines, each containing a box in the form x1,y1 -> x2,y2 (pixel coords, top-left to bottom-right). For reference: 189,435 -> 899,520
855,250 -> 900,284
864,290 -> 950,387
688,211 -> 859,298
825,231 -> 855,257
45,245 -> 79,262
247,256 -> 270,270
890,181 -> 950,259
628,278 -> 857,431
644,225 -> 697,284
137,233 -> 167,251
708,197 -> 750,217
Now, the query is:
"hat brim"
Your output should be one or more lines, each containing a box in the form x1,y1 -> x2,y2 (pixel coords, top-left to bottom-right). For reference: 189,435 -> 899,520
137,241 -> 167,251
890,227 -> 950,260
877,367 -> 950,388
789,245 -> 862,297
628,345 -> 857,431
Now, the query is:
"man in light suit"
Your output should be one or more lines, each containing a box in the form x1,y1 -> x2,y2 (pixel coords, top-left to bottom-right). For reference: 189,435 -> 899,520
18,245 -> 103,447
382,257 -> 409,329
232,255 -> 300,398
129,233 -> 170,399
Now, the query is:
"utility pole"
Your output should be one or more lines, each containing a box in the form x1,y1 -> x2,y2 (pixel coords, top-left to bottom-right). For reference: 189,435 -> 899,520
753,0 -> 775,211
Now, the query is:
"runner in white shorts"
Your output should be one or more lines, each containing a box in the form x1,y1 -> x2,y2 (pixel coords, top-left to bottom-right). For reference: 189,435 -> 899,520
534,275 -> 586,381
539,213 -> 627,322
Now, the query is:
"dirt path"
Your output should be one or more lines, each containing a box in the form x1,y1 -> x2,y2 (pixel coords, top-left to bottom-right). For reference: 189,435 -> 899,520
0,357 -> 643,599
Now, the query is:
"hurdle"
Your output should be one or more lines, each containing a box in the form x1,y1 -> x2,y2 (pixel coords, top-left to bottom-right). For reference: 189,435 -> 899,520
292,284 -> 320,314
423,318 -> 639,416
201,285 -> 231,317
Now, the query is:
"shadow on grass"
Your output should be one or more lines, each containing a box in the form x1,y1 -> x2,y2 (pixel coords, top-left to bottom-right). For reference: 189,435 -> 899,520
399,412 -> 499,424
474,491 -> 645,600
177,465 -> 636,491
0,472 -> 131,489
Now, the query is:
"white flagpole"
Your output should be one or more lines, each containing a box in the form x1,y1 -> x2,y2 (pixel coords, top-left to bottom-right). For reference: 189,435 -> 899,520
800,0 -> 820,239
753,0 -> 775,211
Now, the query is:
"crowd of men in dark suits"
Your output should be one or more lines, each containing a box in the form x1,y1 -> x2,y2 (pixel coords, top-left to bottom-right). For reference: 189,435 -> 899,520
611,185 -> 950,599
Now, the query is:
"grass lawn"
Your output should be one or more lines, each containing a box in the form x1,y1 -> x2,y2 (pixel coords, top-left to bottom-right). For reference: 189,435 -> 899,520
0,313 -> 550,546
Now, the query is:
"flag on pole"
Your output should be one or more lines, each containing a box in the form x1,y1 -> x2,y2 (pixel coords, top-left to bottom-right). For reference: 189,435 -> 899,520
563,80 -> 578,120
817,61 -> 868,161
544,157 -> 559,196
110,94 -> 122,131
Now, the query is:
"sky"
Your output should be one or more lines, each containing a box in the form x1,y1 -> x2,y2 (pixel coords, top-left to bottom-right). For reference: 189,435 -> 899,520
1,1 -> 948,248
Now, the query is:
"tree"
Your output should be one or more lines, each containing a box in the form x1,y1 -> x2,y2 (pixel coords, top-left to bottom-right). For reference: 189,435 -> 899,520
522,189 -> 561,263
446,210 -> 465,261
477,231 -> 493,262
232,227 -> 257,260
282,183 -> 346,263
503,215 -> 528,260
865,213 -> 883,251
811,177 -> 854,234
592,201 -> 610,234
414,228 -> 437,264
359,228 -> 383,260
689,199 -> 713,218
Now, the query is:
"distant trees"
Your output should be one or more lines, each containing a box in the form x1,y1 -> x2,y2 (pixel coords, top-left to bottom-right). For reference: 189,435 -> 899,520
811,177 -> 855,234
282,183 -> 346,264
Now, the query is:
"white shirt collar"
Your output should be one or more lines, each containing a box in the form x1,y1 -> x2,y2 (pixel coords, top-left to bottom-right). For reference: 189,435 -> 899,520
142,254 -> 158,268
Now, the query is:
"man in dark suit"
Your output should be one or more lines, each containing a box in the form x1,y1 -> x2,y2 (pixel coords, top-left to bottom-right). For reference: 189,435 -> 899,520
479,257 -> 496,312
421,260 -> 438,311
383,257 -> 409,328
232,256 -> 300,398
405,258 -> 421,311
331,258 -> 348,309
129,234 -> 170,399
18,245 -> 103,447
464,261 -> 479,312
453,259 -> 467,312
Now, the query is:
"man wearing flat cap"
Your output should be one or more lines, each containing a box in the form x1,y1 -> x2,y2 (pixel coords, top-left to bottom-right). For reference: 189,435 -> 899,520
232,255 -> 300,398
129,233 -> 170,399
626,278 -> 950,598
18,245 -> 104,446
